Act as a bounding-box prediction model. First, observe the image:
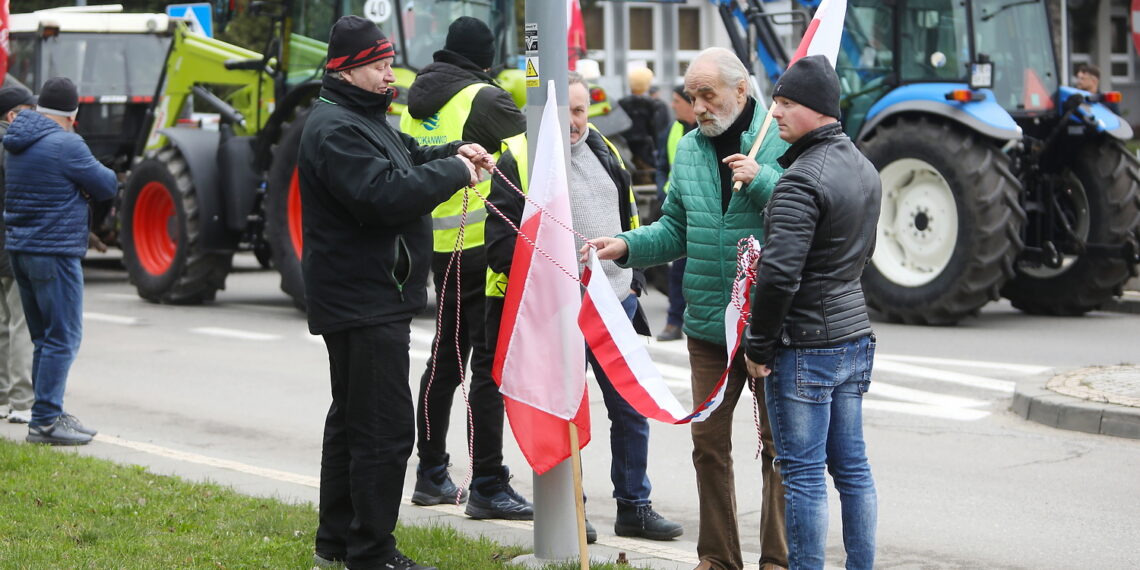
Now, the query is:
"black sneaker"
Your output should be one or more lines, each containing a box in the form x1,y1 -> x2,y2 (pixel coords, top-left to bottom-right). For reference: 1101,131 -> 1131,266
465,466 -> 533,520
26,418 -> 93,446
60,413 -> 97,436
584,518 -> 597,544
411,460 -> 467,506
380,552 -> 436,570
614,503 -> 683,540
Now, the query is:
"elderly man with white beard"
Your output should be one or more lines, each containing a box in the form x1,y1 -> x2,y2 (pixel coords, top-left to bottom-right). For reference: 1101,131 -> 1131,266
586,46 -> 791,570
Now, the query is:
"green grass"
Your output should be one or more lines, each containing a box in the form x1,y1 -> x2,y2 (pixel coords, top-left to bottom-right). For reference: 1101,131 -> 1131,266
0,439 -> 644,569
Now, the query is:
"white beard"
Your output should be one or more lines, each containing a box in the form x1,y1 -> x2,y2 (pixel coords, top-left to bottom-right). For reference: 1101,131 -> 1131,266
697,99 -> 741,137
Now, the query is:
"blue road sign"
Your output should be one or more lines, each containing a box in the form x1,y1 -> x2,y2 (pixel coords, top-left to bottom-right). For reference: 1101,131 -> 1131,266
166,3 -> 213,38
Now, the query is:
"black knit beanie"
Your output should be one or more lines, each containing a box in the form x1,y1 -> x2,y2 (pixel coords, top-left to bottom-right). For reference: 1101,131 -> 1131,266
0,86 -> 36,116
37,77 -> 79,118
673,84 -> 692,104
444,16 -> 495,69
326,15 -> 395,72
772,55 -> 840,118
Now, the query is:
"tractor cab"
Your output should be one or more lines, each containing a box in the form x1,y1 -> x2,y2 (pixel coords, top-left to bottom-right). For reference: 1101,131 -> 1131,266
7,7 -> 173,173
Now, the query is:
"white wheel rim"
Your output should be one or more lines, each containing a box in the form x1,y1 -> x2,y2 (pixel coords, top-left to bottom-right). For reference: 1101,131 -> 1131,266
1019,170 -> 1089,278
872,158 -> 959,287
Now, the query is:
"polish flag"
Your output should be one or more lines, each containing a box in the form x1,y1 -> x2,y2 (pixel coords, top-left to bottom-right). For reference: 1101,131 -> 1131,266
492,86 -> 590,475
790,0 -> 848,67
578,240 -> 760,424
0,0 -> 10,80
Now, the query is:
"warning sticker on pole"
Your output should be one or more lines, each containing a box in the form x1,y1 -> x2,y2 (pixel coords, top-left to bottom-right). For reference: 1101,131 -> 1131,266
525,58 -> 540,88
524,23 -> 538,53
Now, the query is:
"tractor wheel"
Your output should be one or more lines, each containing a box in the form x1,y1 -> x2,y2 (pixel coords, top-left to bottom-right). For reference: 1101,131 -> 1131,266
265,105 -> 311,311
1001,139 -> 1140,314
121,146 -> 233,304
858,116 -> 1025,325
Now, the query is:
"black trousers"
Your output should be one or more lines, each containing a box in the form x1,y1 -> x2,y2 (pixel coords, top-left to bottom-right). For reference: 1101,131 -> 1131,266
416,248 -> 505,478
317,321 -> 414,568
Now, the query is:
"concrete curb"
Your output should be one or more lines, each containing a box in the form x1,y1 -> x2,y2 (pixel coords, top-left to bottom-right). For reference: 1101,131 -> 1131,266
1012,383 -> 1140,439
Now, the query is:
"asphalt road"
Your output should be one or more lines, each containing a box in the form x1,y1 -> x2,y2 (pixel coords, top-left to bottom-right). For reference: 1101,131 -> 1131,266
38,253 -> 1140,568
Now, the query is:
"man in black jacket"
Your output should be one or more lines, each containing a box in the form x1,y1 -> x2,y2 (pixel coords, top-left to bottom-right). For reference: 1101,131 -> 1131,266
400,16 -> 532,520
743,55 -> 882,570
297,16 -> 493,570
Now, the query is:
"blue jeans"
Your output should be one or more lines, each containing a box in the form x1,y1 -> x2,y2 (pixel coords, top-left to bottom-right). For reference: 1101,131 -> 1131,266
10,254 -> 84,427
766,335 -> 877,570
586,293 -> 652,505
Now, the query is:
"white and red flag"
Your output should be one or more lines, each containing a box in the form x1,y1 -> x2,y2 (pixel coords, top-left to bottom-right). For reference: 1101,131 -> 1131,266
492,87 -> 590,475
578,240 -> 761,424
790,0 -> 848,67
0,0 -> 10,80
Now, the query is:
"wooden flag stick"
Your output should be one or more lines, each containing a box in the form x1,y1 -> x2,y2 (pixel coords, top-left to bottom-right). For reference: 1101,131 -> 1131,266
731,109 -> 777,192
569,423 -> 590,570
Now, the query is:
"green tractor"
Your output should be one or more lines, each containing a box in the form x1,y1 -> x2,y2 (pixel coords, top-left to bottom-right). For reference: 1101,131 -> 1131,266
123,0 -> 626,309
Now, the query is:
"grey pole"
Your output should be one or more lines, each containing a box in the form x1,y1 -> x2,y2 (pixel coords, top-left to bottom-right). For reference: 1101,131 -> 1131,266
523,0 -> 578,562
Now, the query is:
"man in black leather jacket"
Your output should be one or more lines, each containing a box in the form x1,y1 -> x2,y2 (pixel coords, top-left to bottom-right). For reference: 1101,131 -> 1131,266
743,55 -> 882,570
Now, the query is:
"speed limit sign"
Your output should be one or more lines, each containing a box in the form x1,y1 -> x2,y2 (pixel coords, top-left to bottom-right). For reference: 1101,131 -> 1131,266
364,0 -> 392,23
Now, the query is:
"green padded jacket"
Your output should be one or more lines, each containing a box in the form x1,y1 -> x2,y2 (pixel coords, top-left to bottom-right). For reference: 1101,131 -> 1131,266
618,100 -> 789,344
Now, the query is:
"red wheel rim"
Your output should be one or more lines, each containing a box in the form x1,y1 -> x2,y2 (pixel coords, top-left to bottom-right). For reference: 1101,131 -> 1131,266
288,167 -> 304,260
134,182 -> 177,275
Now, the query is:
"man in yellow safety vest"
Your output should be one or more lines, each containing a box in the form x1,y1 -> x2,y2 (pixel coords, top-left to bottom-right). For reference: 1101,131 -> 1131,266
399,16 -> 532,520
654,85 -> 696,342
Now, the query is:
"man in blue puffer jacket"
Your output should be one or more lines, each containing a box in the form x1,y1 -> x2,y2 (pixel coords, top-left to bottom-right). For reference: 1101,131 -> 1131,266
3,77 -> 116,446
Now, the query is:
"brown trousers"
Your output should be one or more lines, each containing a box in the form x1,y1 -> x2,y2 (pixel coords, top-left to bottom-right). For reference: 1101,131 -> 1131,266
688,336 -> 787,570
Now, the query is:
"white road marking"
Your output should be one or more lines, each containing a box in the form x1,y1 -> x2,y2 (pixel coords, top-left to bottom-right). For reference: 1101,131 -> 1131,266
96,433 -> 319,487
877,353 -> 1050,375
83,312 -> 140,325
863,400 -> 990,421
874,359 -> 1016,393
190,327 -> 282,341
870,381 -> 989,409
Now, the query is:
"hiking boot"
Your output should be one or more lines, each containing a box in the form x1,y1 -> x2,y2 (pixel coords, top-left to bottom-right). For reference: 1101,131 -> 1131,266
585,518 -> 597,544
60,412 -> 97,436
614,502 -> 683,540
26,417 -> 93,446
412,460 -> 467,506
656,324 -> 683,342
465,466 -> 533,520
380,552 -> 437,570
7,408 -> 31,424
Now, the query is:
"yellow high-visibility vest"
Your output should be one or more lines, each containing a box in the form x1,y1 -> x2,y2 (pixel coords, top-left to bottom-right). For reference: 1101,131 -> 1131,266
399,82 -> 499,252
485,128 -> 638,298
663,120 -> 686,194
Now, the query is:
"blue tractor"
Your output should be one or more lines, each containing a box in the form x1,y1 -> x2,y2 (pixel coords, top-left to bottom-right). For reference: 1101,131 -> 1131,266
721,0 -> 1140,324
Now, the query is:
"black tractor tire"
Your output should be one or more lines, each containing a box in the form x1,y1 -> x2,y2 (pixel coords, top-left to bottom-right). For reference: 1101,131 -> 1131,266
265,105 -> 312,311
1001,139 -> 1140,314
858,116 -> 1025,325
120,146 -> 233,304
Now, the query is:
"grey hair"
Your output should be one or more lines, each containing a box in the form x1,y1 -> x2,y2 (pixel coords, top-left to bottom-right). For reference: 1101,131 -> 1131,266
689,46 -> 758,99
568,71 -> 588,91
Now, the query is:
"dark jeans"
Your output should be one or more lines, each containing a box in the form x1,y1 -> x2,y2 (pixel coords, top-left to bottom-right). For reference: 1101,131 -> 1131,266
417,249 -> 504,478
10,253 -> 84,427
666,257 -> 687,328
586,294 -> 652,505
317,322 -> 415,568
